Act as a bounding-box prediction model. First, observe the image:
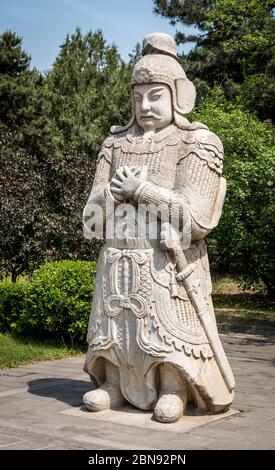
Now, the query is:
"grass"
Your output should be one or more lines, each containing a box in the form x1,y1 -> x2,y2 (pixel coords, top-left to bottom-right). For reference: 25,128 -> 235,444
212,275 -> 275,329
0,334 -> 83,368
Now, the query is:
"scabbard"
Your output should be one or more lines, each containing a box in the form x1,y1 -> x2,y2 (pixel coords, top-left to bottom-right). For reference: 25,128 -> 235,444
175,252 -> 235,392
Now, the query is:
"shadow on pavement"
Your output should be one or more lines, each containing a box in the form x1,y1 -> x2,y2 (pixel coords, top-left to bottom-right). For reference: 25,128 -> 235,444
27,378 -> 91,406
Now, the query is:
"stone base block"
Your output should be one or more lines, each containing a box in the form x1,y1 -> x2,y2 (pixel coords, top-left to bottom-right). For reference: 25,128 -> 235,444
61,404 -> 239,433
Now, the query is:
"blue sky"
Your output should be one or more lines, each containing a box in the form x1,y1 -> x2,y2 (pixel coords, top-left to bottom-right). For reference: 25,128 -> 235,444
0,0 -> 194,72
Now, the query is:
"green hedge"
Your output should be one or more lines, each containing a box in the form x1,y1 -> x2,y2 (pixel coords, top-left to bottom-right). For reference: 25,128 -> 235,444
0,261 -> 97,344
0,282 -> 29,333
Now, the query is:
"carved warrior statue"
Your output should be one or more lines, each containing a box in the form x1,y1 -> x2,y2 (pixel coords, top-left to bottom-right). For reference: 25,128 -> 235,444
82,33 -> 235,423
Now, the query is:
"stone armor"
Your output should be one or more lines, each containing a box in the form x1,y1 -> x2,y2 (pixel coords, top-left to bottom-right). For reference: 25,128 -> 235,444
83,121 -> 233,412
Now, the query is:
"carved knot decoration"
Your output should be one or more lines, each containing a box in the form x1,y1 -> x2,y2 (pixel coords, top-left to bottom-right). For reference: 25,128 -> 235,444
104,248 -> 150,318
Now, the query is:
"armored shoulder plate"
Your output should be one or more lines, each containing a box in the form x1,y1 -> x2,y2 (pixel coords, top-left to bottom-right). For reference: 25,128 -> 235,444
179,128 -> 224,175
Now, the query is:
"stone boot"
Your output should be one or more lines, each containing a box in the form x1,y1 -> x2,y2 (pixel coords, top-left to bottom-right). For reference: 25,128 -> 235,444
154,392 -> 186,423
154,363 -> 187,423
83,359 -> 124,412
83,383 -> 124,411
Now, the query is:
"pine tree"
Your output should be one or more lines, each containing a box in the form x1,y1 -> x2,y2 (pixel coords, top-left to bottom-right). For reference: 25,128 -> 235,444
0,31 -> 58,156
46,28 -> 132,157
153,0 -> 275,120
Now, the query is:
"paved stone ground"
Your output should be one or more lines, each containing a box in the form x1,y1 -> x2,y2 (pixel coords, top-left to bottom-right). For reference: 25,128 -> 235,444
0,333 -> 274,450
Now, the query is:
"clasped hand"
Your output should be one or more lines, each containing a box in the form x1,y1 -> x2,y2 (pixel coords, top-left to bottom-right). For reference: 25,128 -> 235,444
110,165 -> 145,202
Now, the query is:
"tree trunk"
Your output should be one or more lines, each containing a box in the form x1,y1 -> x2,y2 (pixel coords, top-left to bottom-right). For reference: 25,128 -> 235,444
260,273 -> 275,299
11,271 -> 17,283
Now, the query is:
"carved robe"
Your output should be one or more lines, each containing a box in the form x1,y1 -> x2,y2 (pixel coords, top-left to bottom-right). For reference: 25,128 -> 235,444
83,122 -> 234,412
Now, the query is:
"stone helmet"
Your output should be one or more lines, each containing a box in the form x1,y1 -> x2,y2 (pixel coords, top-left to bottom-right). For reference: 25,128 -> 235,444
111,32 -> 196,134
131,32 -> 196,116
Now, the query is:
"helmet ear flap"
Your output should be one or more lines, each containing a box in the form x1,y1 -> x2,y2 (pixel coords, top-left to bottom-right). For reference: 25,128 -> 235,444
175,78 -> 196,114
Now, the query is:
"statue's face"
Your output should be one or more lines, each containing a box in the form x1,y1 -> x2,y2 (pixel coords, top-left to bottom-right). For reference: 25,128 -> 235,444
134,83 -> 173,132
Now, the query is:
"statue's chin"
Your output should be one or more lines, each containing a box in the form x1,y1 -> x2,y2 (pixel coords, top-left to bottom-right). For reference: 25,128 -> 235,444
138,121 -> 156,132
138,118 -> 173,134
138,123 -> 170,135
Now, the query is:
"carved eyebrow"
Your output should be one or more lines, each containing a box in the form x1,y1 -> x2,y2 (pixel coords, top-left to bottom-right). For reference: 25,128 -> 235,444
134,86 -> 165,96
148,87 -> 165,94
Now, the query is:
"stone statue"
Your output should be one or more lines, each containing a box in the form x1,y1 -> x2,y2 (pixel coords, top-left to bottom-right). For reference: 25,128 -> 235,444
82,33 -> 235,423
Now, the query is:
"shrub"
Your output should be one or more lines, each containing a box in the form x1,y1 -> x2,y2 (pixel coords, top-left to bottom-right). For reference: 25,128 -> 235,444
192,89 -> 275,295
14,260 -> 97,345
0,282 -> 29,333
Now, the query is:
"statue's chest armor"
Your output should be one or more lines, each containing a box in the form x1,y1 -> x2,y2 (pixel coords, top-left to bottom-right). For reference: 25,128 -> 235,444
111,136 -> 182,190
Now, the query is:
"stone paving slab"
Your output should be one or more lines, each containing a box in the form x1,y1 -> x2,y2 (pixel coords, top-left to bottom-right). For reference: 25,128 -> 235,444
0,333 -> 274,450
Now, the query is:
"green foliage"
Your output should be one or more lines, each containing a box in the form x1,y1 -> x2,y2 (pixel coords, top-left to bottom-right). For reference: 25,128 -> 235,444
0,122 -> 47,281
0,282 -> 29,333
192,89 -> 275,294
0,30 -> 30,74
0,31 -> 58,155
240,73 -> 275,122
14,261 -> 97,345
153,0 -> 275,120
40,151 -> 101,264
46,28 -> 132,155
0,122 -> 97,280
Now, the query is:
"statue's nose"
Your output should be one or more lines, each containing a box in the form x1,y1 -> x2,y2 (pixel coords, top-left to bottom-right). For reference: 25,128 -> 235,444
141,96 -> 151,112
